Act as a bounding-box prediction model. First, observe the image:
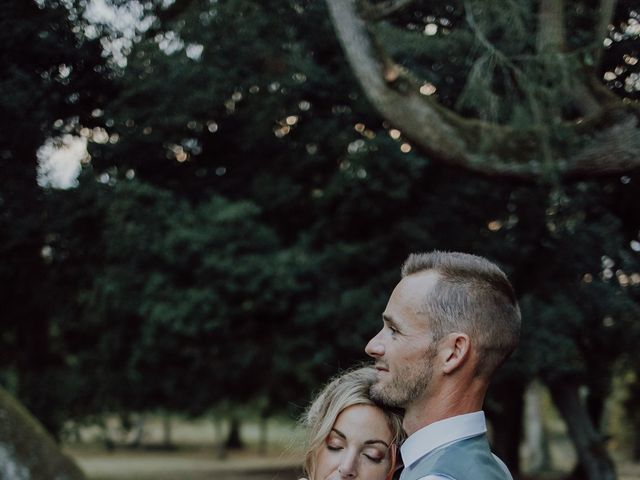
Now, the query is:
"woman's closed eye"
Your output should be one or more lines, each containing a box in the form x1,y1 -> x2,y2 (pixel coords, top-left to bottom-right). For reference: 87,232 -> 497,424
363,448 -> 386,463
326,437 -> 345,451
363,454 -> 383,464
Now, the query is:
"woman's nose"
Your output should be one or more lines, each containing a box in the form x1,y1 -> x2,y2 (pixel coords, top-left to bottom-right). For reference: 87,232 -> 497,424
338,452 -> 358,478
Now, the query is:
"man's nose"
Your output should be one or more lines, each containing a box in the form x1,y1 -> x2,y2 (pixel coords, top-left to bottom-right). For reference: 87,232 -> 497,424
365,330 -> 384,358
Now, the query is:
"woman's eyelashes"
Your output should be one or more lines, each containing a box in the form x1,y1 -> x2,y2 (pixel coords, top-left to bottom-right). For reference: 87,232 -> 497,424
325,438 -> 386,464
326,436 -> 344,450
363,449 -> 385,463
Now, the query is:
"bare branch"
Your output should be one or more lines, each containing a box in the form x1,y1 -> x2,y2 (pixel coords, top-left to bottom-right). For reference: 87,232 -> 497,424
561,0 -> 619,116
571,83 -> 604,117
537,0 -> 566,53
566,112 -> 640,177
325,0 -> 471,158
593,0 -> 618,66
535,0 -> 619,116
362,0 -> 417,21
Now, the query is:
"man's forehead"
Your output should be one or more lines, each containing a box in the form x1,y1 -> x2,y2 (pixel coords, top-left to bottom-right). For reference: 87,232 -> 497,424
385,271 -> 439,318
395,270 -> 440,300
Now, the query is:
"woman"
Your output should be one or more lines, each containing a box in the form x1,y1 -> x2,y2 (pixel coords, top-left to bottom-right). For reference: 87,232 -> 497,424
300,366 -> 405,480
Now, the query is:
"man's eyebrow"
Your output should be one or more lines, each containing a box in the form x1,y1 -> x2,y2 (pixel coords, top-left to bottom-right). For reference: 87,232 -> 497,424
331,428 -> 389,448
382,313 -> 398,328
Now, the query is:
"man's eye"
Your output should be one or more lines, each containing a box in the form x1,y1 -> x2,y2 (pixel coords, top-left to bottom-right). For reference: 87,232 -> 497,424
327,444 -> 343,451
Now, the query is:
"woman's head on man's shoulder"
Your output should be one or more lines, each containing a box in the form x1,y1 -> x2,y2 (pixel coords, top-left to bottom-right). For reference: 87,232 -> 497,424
300,366 -> 405,480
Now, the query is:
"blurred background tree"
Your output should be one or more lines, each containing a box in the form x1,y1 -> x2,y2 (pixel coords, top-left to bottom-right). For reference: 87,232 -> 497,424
0,0 -> 111,436
2,1 -> 640,480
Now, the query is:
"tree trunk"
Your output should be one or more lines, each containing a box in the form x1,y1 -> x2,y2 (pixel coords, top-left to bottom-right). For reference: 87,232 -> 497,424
259,413 -> 268,455
548,380 -> 616,480
162,412 -> 173,448
594,0 -> 619,66
567,386 -> 609,480
119,412 -> 144,446
623,375 -> 640,461
486,381 -> 525,478
523,381 -> 552,473
586,389 -> 606,430
128,414 -> 145,448
633,429 -> 640,462
537,0 -> 566,53
100,418 -> 115,451
213,415 -> 227,459
225,415 -> 244,450
0,386 -> 86,480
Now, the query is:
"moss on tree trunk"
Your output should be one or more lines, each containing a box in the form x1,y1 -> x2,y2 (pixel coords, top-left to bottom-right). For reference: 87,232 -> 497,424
0,387 -> 86,480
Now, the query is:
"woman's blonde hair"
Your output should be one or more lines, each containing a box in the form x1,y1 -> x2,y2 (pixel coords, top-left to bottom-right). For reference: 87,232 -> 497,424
300,366 -> 405,480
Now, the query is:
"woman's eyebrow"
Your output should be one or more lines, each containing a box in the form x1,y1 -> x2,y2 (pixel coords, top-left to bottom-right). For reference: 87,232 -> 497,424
331,428 -> 389,448
364,439 -> 389,447
331,428 -> 346,439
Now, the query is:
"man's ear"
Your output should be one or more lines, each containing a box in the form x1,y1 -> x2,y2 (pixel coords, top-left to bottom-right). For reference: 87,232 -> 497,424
439,332 -> 471,374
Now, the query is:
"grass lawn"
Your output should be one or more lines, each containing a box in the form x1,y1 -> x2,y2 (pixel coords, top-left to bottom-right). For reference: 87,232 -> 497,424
64,414 -> 640,480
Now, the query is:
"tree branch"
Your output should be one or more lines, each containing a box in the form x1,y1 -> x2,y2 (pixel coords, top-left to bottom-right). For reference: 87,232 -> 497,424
535,0 -> 619,116
325,0 -> 640,181
537,0 -> 566,53
569,1 -> 620,118
567,112 -> 640,176
325,0 -> 468,154
362,0 -> 417,21
593,0 -> 618,66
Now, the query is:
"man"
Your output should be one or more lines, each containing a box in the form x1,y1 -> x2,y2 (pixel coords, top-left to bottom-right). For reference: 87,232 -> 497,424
366,251 -> 521,480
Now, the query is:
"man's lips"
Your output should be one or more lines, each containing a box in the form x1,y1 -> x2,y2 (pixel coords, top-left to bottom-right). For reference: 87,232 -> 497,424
375,364 -> 389,372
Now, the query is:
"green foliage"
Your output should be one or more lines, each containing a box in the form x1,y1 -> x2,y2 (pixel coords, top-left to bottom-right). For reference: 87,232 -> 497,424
65,180 -> 295,414
0,0 -> 110,435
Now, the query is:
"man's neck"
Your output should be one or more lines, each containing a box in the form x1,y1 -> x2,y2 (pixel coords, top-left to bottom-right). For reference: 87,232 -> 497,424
402,380 -> 487,436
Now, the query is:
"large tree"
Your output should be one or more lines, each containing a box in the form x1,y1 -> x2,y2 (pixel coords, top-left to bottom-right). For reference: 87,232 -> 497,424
0,0 -> 110,435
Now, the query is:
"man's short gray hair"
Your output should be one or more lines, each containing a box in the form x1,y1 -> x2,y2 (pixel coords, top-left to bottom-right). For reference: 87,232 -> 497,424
402,251 -> 521,378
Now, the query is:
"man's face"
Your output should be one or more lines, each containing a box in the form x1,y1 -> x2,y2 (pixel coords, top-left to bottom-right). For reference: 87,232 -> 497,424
365,271 -> 440,408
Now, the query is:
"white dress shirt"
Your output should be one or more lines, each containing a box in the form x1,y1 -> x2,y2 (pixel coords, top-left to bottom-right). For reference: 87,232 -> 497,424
399,411 -> 513,480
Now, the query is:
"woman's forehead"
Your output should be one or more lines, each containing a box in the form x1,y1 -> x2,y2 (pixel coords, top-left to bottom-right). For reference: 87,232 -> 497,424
332,404 -> 393,443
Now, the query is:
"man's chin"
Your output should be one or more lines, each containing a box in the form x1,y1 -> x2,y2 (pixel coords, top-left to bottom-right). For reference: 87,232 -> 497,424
370,383 -> 400,408
369,382 -> 384,400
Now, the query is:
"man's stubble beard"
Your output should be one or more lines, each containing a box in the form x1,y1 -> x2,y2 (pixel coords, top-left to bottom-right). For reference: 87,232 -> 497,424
370,345 -> 439,409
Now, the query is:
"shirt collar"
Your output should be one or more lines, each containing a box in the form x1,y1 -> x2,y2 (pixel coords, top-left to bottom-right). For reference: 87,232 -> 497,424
400,411 -> 487,469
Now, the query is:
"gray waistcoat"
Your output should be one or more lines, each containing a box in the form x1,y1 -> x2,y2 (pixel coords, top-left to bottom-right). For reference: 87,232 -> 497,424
401,434 -> 509,480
